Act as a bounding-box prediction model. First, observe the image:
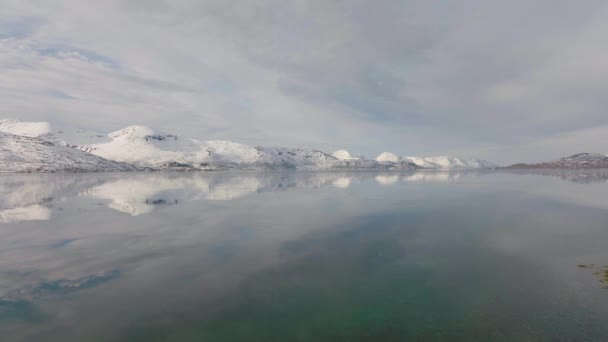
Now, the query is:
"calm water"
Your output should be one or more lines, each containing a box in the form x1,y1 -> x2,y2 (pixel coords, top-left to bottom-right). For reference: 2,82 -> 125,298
1,170 -> 608,341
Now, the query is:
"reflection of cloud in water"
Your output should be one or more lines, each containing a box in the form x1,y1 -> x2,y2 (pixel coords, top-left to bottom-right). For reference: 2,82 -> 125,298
1,270 -> 119,302
0,171 -> 481,304
0,173 -> 373,302
502,170 -> 608,184
0,205 -> 51,223
1,170 -> 608,339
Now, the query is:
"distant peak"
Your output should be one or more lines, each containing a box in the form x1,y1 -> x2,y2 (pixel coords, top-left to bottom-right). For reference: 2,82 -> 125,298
376,152 -> 400,162
108,125 -> 164,139
567,153 -> 591,158
332,149 -> 351,160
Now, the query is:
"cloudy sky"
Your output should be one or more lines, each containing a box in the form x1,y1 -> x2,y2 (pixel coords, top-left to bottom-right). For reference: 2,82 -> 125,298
1,0 -> 607,163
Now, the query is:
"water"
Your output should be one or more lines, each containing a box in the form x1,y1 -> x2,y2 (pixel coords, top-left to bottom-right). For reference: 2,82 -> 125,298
1,170 -> 608,341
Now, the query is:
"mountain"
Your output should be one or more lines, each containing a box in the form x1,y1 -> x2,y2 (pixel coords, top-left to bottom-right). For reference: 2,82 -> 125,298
506,153 -> 608,169
73,126 -> 420,170
375,152 -> 495,169
332,149 -> 364,160
402,156 -> 496,169
376,152 -> 400,163
0,119 -> 497,172
0,132 -> 137,172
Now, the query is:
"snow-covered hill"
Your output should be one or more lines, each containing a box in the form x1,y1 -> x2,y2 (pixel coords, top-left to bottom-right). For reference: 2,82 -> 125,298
375,152 -> 495,169
0,119 -> 498,172
376,152 -> 400,163
506,153 -> 608,169
332,149 -> 364,160
402,156 -> 496,169
0,132 -> 136,172
73,126 -> 420,170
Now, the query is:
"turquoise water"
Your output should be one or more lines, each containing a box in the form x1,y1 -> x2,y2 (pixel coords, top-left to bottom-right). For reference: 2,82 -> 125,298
0,171 -> 607,341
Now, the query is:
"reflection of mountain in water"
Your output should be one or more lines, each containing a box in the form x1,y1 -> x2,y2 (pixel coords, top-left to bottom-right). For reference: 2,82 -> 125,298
0,171 -> 489,220
501,170 -> 608,184
0,175 -> 108,223
0,171 -> 487,222
0,170 -> 606,308
402,172 -> 464,182
375,175 -> 400,185
332,177 -> 352,188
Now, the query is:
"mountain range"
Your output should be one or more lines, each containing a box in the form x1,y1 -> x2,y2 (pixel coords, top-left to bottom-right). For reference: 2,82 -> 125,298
0,119 -> 500,172
504,153 -> 608,169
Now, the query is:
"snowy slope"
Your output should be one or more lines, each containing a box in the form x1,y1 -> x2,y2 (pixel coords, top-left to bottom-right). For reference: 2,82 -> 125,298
506,153 -> 608,169
76,126 -> 420,170
375,152 -> 400,163
0,132 -> 136,172
375,151 -> 495,169
76,125 -> 214,168
332,149 -> 364,160
0,119 -> 494,171
402,156 -> 496,169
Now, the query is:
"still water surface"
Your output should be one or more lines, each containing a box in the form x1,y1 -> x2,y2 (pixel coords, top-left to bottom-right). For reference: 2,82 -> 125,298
1,170 -> 608,341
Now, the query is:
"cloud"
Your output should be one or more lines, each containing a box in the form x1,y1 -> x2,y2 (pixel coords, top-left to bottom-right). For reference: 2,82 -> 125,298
1,0 -> 608,163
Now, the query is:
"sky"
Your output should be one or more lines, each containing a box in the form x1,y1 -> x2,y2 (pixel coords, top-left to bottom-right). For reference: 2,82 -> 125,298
1,0 -> 608,164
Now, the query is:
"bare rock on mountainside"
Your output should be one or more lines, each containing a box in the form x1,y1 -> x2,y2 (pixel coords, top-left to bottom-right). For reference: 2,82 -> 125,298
505,153 -> 608,169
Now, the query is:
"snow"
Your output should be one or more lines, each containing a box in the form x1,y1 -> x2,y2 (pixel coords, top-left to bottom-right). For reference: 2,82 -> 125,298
0,119 -> 496,172
0,132 -> 136,172
402,156 -> 496,170
375,152 -> 494,170
76,126 -> 419,170
332,149 -> 362,160
78,125 -> 212,167
376,152 -> 400,163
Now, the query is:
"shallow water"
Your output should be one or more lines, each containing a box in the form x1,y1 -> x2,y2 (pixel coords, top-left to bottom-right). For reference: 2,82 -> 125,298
1,170 -> 608,341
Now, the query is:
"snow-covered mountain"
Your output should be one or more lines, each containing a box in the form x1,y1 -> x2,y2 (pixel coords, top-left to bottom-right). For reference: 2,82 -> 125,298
376,152 -> 400,163
375,152 -> 495,169
402,156 -> 496,169
506,153 -> 608,169
0,119 -> 499,172
72,126 -> 420,170
332,149 -> 364,160
0,132 -> 137,172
